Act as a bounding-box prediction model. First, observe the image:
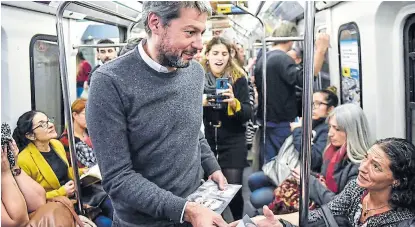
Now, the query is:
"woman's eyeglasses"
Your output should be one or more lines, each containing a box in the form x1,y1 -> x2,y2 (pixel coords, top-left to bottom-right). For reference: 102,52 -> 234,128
32,117 -> 55,131
312,101 -> 328,109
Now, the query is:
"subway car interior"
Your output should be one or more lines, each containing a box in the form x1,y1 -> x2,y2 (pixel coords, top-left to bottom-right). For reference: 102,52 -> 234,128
2,1 -> 415,226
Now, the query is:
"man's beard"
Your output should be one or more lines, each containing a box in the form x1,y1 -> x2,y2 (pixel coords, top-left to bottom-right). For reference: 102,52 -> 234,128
157,36 -> 197,68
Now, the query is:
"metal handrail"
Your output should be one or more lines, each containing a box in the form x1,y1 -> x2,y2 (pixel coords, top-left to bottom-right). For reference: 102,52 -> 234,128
56,1 -> 83,213
73,43 -> 127,49
299,1 -> 316,225
233,4 -> 267,147
55,0 -> 140,214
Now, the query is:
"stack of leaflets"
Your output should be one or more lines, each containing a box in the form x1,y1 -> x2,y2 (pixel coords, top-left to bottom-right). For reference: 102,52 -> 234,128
186,180 -> 242,214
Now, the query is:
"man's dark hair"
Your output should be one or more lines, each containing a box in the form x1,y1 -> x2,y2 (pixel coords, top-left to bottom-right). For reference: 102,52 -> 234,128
97,39 -> 115,52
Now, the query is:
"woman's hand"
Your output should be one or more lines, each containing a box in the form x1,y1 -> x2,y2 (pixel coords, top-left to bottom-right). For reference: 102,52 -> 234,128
1,146 -> 11,173
64,180 -> 75,196
291,167 -> 301,184
222,83 -> 237,111
290,118 -> 302,132
230,206 -> 283,227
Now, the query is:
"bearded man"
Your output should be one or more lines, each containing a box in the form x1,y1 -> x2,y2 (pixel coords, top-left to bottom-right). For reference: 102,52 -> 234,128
86,2 -> 228,227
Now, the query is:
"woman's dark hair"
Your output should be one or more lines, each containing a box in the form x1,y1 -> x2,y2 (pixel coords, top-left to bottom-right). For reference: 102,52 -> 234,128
375,138 -> 415,211
12,110 -> 41,151
317,86 -> 339,108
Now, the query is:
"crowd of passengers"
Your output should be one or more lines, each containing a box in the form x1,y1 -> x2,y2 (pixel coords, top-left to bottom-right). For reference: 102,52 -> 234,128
2,2 -> 415,227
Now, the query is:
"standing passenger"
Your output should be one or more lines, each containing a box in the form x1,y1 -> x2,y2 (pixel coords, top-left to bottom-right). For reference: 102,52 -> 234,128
86,2 -> 228,227
201,36 -> 252,220
254,22 -> 330,164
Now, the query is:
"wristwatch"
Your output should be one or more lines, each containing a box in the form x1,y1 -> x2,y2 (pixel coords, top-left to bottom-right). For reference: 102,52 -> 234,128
11,167 -> 21,176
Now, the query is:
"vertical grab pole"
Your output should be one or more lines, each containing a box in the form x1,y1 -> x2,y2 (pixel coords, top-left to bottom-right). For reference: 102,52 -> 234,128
56,1 -> 84,214
232,4 -> 267,161
299,1 -> 316,226
261,20 -> 267,148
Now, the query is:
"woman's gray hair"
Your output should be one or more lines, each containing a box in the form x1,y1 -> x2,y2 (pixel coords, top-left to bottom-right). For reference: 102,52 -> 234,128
142,1 -> 212,37
328,103 -> 373,163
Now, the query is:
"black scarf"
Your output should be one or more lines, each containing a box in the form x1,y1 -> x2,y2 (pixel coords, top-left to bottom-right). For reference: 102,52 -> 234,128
312,117 -> 326,129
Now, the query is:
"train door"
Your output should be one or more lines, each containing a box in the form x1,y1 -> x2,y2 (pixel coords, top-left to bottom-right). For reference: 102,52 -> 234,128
29,35 -> 65,135
404,14 -> 415,144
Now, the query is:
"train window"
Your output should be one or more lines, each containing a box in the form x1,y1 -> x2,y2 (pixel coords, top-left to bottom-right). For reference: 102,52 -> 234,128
404,14 -> 415,143
29,35 -> 64,135
338,22 -> 363,108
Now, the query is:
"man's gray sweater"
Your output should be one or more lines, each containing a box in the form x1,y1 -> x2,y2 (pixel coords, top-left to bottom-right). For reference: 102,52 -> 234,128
86,47 -> 221,227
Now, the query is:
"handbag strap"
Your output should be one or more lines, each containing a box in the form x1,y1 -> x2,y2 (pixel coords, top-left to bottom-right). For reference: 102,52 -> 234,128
321,204 -> 339,227
52,200 -> 85,227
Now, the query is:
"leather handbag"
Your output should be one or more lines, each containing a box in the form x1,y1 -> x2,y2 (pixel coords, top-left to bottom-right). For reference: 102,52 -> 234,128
27,196 -> 96,227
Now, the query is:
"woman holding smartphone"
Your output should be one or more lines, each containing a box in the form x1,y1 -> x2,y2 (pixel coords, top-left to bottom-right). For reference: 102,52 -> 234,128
201,36 -> 252,220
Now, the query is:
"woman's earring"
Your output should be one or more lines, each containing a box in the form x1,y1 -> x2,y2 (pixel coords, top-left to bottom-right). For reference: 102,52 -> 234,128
392,182 -> 399,189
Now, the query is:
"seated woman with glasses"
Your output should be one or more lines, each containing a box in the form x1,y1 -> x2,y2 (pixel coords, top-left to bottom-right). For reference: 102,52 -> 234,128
248,87 -> 339,209
12,110 -> 112,227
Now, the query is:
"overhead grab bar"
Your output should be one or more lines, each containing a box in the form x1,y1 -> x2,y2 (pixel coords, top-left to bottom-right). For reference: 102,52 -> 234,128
73,43 -> 127,49
265,37 -> 304,42
299,1 -> 316,226
73,1 -> 139,23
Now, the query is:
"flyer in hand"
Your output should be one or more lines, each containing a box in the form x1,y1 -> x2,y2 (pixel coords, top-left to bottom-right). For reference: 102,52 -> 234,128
186,180 -> 242,214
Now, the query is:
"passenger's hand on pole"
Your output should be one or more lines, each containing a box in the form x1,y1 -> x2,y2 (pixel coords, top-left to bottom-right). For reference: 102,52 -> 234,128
184,202 -> 229,227
291,167 -> 301,184
222,83 -> 237,111
64,180 -> 75,196
315,33 -> 330,52
208,170 -> 228,190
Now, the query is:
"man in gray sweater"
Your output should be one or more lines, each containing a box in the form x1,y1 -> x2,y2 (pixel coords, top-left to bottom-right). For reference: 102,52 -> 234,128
86,2 -> 229,227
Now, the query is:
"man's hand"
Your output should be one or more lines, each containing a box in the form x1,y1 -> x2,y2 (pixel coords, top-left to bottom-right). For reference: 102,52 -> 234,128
208,170 -> 228,190
184,202 -> 229,227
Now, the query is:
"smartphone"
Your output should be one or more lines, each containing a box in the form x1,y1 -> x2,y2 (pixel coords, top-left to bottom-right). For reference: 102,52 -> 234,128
216,78 -> 229,103
1,123 -> 16,168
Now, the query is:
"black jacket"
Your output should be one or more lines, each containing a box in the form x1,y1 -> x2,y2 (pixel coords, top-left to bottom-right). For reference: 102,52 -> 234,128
203,76 -> 252,169
292,119 -> 328,172
309,159 -> 359,206
254,49 -> 303,124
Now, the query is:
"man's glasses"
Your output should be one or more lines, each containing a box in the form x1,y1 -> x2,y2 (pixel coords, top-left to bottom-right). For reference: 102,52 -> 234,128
32,118 -> 55,131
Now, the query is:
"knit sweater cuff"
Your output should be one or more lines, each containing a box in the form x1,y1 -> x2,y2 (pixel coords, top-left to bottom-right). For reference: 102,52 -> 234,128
165,195 -> 188,222
202,158 -> 221,176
